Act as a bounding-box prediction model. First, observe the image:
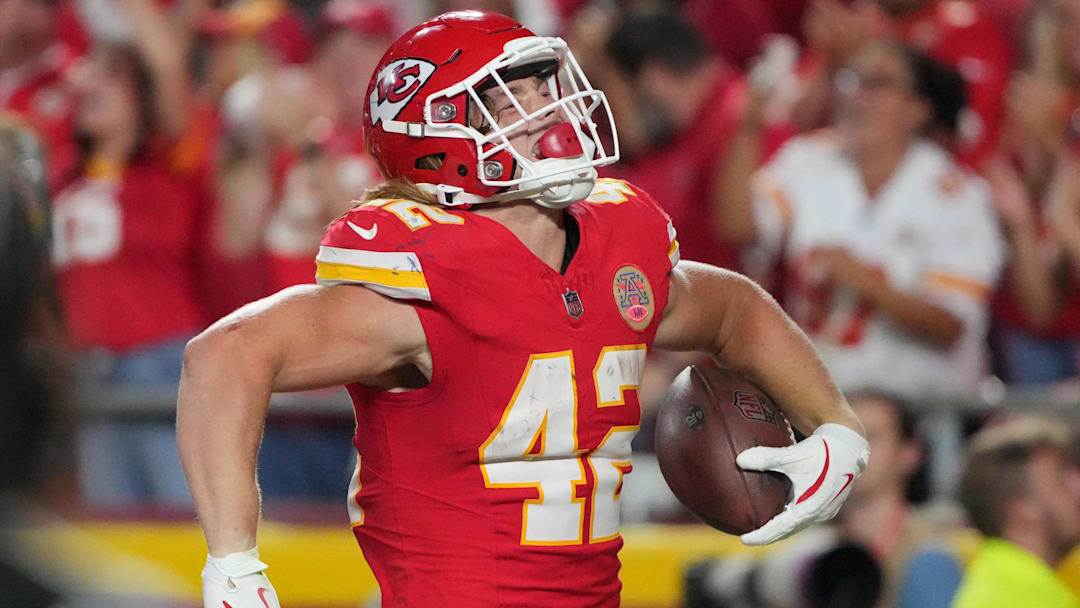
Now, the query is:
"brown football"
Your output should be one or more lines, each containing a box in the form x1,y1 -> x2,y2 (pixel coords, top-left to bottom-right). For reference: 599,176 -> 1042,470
654,365 -> 794,535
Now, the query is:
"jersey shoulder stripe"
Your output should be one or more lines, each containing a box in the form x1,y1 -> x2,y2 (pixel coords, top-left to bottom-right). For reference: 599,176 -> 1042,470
666,220 -> 680,268
315,245 -> 430,301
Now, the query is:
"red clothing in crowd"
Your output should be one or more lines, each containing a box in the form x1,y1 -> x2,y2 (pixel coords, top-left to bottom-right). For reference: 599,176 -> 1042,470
995,260 -> 1080,339
52,146 -> 208,352
602,71 -> 792,271
994,142 -> 1080,341
891,0 -> 1014,167
683,0 -> 810,69
0,43 -> 79,190
264,124 -> 379,292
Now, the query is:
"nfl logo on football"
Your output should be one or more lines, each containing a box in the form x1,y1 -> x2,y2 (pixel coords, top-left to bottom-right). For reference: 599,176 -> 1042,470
732,391 -> 777,424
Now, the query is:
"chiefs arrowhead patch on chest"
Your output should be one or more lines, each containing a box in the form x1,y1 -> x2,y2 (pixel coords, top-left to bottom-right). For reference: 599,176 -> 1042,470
612,265 -> 654,331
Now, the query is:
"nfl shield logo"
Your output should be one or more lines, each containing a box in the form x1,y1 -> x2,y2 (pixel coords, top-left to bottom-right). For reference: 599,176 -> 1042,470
731,391 -> 777,425
563,289 -> 584,319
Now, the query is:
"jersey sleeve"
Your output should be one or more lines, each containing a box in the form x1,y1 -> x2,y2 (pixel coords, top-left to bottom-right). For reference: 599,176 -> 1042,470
917,176 -> 1004,322
587,178 -> 680,269
316,204 -> 432,301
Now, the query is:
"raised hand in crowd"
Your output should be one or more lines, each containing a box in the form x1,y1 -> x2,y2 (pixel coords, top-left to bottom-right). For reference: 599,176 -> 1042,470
119,0 -> 194,139
1048,150 -> 1080,278
1005,72 -> 1070,164
983,155 -> 1062,330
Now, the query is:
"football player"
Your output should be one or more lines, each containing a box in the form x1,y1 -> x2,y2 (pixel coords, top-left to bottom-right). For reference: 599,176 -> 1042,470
178,11 -> 869,608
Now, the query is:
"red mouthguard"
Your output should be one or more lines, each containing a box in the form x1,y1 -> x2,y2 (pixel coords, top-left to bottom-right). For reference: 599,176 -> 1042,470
536,123 -> 585,159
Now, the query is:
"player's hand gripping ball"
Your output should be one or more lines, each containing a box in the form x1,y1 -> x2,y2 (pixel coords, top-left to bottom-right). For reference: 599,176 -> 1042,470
202,547 -> 280,608
654,366 -> 869,545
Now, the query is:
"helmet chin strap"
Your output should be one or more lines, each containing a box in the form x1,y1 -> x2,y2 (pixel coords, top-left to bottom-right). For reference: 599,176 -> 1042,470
418,166 -> 598,209
518,162 -> 597,208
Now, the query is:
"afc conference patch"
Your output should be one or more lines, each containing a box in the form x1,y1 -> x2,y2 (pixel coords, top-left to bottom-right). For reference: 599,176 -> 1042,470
563,288 -> 584,319
612,265 -> 654,331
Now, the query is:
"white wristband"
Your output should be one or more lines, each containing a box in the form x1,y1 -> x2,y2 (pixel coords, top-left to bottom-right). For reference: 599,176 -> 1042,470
206,546 -> 269,578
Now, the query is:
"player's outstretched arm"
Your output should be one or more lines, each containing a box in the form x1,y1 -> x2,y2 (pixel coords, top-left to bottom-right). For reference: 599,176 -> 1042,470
177,284 -> 427,604
654,261 -> 868,545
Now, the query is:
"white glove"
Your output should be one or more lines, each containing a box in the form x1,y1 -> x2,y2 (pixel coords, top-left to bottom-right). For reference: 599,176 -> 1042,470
736,423 -> 870,546
202,547 -> 280,608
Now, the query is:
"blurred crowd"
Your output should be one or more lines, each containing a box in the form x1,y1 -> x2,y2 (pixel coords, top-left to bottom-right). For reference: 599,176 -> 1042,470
1,0 -> 1079,605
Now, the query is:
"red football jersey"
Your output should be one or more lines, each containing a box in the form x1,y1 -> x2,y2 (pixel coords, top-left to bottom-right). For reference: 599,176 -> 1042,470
315,179 -> 679,607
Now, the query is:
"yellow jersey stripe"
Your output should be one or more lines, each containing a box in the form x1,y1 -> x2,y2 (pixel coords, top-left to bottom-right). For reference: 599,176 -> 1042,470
316,261 -> 428,289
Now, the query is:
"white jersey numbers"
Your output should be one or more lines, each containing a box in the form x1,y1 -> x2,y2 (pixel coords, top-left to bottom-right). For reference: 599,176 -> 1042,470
479,346 -> 645,546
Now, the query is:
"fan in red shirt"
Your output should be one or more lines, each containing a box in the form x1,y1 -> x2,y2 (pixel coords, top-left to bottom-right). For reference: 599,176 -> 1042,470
213,0 -> 389,298
0,0 -> 85,191
574,7 -> 793,272
984,0 -> 1080,383
54,0 -> 211,506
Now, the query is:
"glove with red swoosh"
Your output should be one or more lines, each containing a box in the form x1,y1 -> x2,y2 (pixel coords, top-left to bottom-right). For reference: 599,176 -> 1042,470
736,423 -> 870,546
202,547 -> 280,608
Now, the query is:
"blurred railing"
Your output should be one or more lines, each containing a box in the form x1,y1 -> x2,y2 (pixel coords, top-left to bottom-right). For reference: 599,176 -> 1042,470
72,379 -> 1079,497
73,378 -> 1080,417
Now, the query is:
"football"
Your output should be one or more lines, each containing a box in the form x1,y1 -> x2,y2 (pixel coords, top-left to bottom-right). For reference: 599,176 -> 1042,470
654,365 -> 795,535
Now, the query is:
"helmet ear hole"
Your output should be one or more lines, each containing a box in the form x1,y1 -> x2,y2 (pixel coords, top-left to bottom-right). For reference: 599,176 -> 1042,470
457,164 -> 469,177
415,153 -> 446,170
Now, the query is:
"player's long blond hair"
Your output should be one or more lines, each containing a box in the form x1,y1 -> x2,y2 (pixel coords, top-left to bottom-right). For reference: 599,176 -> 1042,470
353,177 -> 438,208
350,150 -> 444,209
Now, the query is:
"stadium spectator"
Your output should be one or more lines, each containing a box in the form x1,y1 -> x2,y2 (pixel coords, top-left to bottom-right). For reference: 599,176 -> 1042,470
54,0 -> 208,507
194,1 -> 315,318
215,0 -> 387,295
0,0 -> 81,190
795,0 -> 1013,167
578,6 -> 792,271
952,417 -> 1080,608
719,41 -> 1004,398
837,392 -> 962,607
984,0 -> 1080,383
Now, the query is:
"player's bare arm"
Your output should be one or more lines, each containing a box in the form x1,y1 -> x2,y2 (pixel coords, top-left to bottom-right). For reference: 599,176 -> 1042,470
177,283 -> 428,556
655,260 -> 861,435
655,260 -> 869,545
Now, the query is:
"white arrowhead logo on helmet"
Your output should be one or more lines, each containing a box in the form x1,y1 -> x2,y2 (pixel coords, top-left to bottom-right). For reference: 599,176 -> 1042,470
370,58 -> 437,126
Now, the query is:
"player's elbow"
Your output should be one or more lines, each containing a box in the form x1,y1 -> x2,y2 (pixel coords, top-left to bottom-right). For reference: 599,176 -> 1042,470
181,319 -> 258,380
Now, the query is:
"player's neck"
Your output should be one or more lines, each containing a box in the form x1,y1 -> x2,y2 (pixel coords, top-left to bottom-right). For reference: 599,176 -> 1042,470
1002,519 -> 1063,567
473,201 -> 567,272
87,129 -> 139,171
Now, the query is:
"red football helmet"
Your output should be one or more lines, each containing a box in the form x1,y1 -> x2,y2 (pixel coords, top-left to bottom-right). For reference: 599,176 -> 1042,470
363,11 -> 619,208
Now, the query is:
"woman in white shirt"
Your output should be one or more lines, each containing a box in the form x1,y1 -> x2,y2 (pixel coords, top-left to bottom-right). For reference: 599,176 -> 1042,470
718,41 -> 1004,397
